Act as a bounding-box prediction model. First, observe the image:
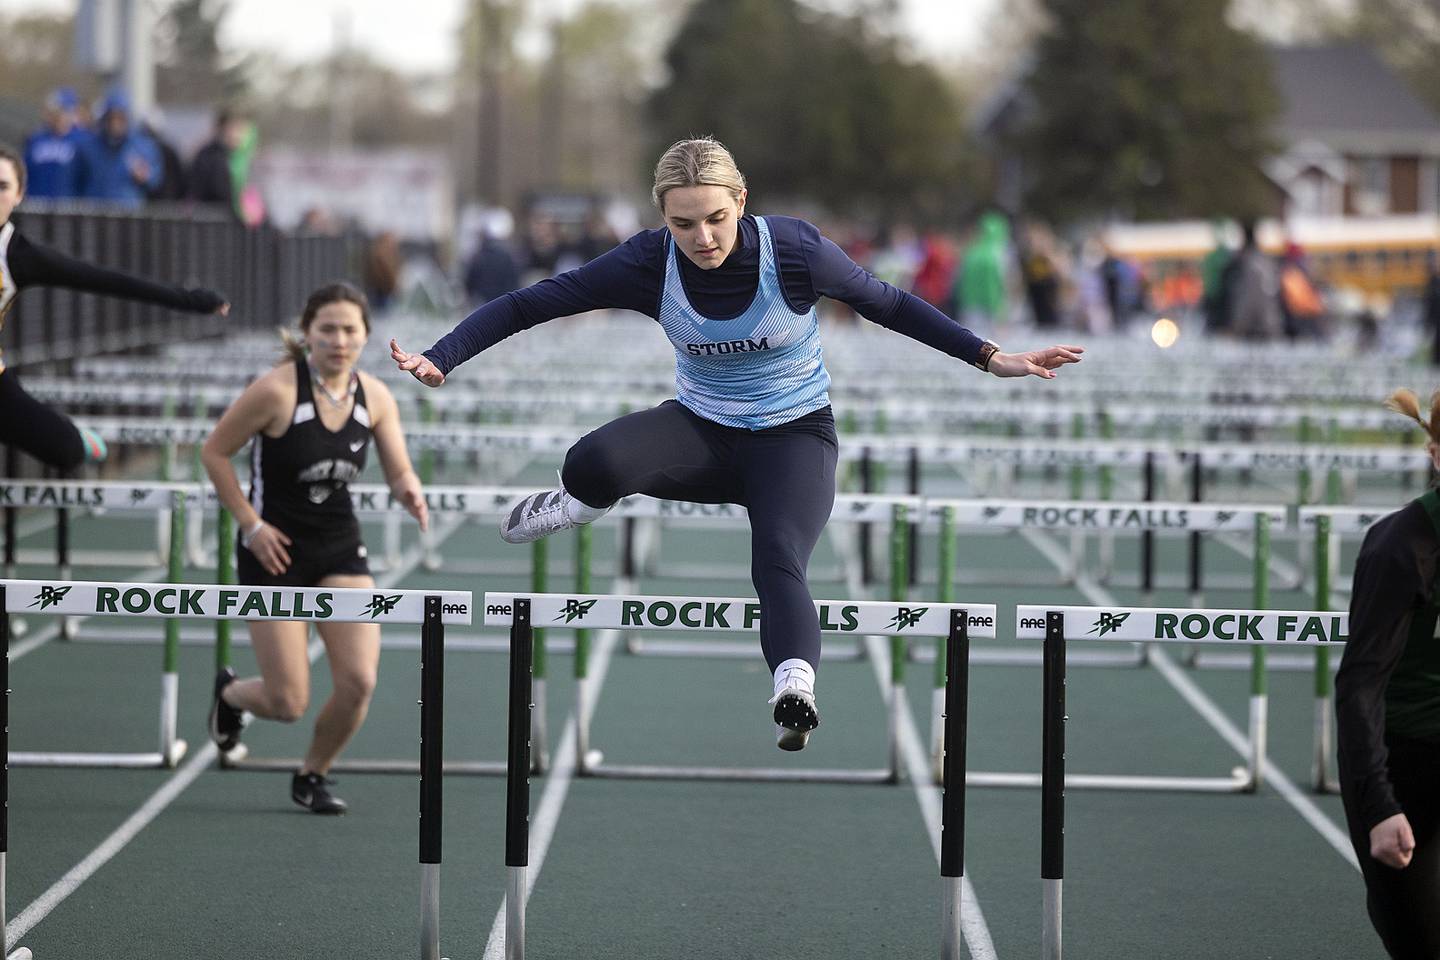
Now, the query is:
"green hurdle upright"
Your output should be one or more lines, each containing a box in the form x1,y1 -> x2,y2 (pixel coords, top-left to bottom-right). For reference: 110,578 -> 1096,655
1312,513 -> 1341,793
8,491 -> 189,770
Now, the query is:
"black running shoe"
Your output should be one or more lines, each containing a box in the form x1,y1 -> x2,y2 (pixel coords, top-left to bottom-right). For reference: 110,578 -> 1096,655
291,771 -> 348,815
771,688 -> 820,752
208,668 -> 245,752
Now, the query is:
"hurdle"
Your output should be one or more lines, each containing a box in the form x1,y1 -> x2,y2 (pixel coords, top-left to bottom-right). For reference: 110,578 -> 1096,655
1011,604 -> 1348,958
497,593 -> 986,958
0,578 -> 470,960
488,589 -> 994,789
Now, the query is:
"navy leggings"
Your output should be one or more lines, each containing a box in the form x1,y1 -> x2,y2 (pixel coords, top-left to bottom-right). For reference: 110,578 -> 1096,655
0,370 -> 86,470
561,400 -> 838,672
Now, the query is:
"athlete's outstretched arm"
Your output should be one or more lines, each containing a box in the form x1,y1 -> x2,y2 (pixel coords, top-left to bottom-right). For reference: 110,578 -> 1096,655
8,231 -> 230,315
201,372 -> 293,576
364,374 -> 428,531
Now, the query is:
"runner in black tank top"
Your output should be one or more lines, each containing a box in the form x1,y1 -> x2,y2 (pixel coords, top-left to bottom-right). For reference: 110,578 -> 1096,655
237,358 -> 371,587
202,283 -> 428,813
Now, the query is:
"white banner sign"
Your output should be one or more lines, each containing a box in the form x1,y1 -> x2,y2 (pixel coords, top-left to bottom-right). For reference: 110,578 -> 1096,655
925,500 -> 1285,532
0,579 -> 472,624
484,592 -> 997,638
1015,605 -> 1346,645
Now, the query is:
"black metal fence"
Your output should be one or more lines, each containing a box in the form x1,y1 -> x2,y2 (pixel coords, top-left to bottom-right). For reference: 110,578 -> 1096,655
4,202 -> 363,371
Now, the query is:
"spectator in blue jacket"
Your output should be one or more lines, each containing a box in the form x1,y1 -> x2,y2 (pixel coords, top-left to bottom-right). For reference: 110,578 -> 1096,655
80,89 -> 161,206
22,88 -> 91,200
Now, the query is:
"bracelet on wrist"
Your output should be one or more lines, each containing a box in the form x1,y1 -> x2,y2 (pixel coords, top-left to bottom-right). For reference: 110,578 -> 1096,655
973,340 -> 1000,372
240,519 -> 265,549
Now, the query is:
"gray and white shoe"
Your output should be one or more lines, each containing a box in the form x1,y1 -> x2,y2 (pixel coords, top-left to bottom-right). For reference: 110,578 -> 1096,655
500,488 -> 579,544
770,687 -> 820,752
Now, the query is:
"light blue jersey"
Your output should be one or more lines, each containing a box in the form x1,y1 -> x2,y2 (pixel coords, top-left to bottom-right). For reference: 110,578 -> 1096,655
658,216 -> 831,430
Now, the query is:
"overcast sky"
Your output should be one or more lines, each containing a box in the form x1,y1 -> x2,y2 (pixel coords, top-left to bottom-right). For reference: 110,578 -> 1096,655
13,0 -> 999,74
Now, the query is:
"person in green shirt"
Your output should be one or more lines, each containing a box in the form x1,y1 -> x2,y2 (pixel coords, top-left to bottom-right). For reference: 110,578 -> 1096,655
1338,387 -> 1440,959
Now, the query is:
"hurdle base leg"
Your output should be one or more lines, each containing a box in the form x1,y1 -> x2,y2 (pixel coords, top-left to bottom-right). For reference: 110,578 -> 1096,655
420,863 -> 440,960
506,865 -> 526,960
941,875 -> 963,960
1312,695 -> 1340,794
1043,878 -> 1062,960
1246,694 -> 1268,793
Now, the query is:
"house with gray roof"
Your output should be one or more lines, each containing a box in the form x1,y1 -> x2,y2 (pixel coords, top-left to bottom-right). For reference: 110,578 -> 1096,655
1267,44 -> 1440,217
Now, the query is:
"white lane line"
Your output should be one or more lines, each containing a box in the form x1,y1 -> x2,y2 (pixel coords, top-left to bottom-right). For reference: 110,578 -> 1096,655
5,517 -> 466,946
833,526 -> 998,960
1021,527 -> 1359,871
480,622 -> 624,960
6,741 -> 218,943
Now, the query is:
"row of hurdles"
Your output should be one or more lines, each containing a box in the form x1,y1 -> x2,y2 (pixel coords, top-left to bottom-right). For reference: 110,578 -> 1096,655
0,478 -> 1367,793
0,578 -> 1349,960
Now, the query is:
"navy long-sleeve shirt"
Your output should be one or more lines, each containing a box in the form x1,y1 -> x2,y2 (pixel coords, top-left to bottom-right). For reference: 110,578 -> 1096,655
423,214 -> 985,375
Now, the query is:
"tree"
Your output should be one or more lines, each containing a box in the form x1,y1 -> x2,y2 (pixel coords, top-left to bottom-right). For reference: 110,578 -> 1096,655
1321,0 -> 1440,116
1015,0 -> 1280,222
0,12 -> 86,107
648,0 -> 974,222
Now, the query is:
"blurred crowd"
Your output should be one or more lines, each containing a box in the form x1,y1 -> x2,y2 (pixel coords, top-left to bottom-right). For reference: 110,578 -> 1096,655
20,85 -> 260,222
821,212 -> 1336,344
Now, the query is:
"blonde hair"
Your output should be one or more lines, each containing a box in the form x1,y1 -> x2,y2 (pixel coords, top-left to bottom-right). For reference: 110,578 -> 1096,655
651,137 -> 747,211
1385,388 -> 1440,445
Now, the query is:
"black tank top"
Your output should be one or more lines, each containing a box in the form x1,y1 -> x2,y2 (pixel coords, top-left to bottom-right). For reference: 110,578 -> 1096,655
248,359 -> 371,539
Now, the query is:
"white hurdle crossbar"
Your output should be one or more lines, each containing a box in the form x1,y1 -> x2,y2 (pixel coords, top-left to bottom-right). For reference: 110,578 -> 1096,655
494,593 -> 988,960
1,579 -> 471,960
1018,605 -> 1348,960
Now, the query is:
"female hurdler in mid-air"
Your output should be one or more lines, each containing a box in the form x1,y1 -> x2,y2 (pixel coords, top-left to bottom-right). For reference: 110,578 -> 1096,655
393,138 -> 1081,751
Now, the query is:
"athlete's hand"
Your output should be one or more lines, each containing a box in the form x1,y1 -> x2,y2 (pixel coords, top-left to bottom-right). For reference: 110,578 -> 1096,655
986,344 -> 1084,379
391,339 -> 445,387
1370,813 -> 1416,869
246,522 -> 293,577
395,477 -> 429,532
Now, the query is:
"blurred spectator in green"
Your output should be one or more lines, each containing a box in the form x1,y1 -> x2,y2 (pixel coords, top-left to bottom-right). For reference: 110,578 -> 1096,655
957,211 -> 1008,330
1200,219 -> 1232,333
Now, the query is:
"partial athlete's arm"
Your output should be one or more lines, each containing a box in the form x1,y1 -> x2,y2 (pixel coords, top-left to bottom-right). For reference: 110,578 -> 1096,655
200,373 -> 292,574
1336,543 -> 1418,832
799,224 -> 1081,378
365,377 -> 427,531
7,231 -> 228,314
417,233 -> 661,376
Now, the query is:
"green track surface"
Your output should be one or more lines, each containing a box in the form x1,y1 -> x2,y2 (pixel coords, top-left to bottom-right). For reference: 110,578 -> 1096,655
2,459 -> 1405,959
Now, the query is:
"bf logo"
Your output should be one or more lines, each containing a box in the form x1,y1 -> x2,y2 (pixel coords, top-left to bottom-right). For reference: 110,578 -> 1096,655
887,607 -> 928,631
30,585 -> 73,610
365,594 -> 403,619
556,599 -> 598,624
1088,612 -> 1131,637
